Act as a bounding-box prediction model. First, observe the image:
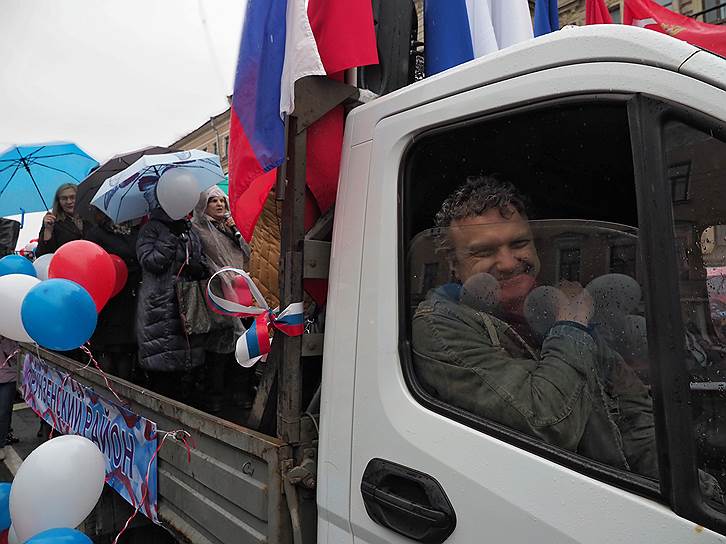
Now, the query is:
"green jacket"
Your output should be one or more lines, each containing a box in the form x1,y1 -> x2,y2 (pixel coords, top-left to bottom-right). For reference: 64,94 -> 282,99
411,287 -> 658,479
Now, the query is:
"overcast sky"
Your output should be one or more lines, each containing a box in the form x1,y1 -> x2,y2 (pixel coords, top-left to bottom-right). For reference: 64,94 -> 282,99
0,0 -> 246,247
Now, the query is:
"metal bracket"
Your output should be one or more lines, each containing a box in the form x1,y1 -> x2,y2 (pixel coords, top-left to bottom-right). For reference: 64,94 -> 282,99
293,76 -> 359,132
303,240 -> 331,279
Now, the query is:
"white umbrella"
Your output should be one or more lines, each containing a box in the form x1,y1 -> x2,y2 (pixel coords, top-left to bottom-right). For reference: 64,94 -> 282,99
90,150 -> 224,223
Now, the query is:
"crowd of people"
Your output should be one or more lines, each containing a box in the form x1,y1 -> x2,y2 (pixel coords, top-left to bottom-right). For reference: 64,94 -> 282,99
32,182 -> 256,416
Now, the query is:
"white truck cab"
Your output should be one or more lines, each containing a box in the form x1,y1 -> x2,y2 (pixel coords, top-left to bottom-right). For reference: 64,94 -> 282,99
320,25 -> 726,544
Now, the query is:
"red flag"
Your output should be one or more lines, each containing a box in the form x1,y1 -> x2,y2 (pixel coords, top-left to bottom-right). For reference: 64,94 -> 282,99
305,0 -> 378,214
586,0 -> 613,24
308,0 -> 379,75
624,0 -> 726,57
233,170 -> 277,241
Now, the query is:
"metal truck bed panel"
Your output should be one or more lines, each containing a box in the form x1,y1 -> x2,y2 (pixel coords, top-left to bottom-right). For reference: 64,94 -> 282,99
18,346 -> 292,544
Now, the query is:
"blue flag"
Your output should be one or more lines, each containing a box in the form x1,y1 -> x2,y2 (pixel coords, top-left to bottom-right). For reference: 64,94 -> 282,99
534,0 -> 559,37
424,0 -> 474,76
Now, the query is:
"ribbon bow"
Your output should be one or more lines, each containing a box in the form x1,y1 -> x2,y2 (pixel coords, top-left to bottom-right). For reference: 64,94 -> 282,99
206,267 -> 304,367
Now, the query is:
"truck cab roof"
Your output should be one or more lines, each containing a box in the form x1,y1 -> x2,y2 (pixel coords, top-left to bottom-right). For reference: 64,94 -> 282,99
349,24 -> 726,145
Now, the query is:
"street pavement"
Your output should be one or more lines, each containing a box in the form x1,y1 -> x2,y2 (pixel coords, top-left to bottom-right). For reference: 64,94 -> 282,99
0,402 -> 46,483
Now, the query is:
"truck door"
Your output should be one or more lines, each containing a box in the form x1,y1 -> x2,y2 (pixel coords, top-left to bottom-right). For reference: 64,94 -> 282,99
350,59 -> 726,543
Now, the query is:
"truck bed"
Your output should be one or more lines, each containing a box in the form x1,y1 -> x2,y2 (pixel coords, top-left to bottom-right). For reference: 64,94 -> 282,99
17,346 -> 292,544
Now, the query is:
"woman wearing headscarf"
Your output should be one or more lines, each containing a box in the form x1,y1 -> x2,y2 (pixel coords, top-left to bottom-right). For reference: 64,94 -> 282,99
36,183 -> 87,257
192,186 -> 253,412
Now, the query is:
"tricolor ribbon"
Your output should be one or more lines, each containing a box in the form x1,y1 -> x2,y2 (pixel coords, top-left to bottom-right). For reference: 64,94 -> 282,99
206,267 -> 304,367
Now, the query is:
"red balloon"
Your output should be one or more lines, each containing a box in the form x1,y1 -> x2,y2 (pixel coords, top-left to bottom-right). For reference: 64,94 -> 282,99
48,240 -> 116,312
109,254 -> 128,298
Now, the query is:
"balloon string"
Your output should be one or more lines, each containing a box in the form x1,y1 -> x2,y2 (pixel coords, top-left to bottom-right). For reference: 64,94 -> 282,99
49,346 -> 124,440
48,353 -> 95,440
80,345 -> 126,406
0,349 -> 19,369
175,262 -> 193,355
113,429 -> 194,544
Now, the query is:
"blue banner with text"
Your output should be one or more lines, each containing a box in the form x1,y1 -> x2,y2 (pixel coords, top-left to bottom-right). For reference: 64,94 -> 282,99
21,353 -> 158,522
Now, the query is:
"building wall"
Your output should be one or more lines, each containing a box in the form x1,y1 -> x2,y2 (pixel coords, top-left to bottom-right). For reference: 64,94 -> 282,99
170,108 -> 231,175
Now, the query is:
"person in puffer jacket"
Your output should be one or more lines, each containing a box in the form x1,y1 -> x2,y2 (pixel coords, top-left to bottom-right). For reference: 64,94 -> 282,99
136,208 -> 207,401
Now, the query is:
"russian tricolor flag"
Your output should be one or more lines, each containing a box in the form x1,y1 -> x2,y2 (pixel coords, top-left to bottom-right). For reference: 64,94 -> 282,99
228,0 -> 378,241
424,0 -> 534,76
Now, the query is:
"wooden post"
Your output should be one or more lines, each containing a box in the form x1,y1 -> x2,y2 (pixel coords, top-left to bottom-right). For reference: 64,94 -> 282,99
277,116 -> 307,444
247,76 -> 364,440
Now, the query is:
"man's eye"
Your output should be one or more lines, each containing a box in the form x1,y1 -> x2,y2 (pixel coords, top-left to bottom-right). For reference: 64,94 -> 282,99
470,249 -> 495,258
511,240 -> 531,249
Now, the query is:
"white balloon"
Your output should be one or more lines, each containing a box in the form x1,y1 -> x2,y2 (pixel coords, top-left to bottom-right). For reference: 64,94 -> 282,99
7,525 -> 17,544
10,435 -> 106,543
32,253 -> 54,281
460,272 -> 500,312
524,285 -> 567,338
0,274 -> 40,342
156,167 -> 201,220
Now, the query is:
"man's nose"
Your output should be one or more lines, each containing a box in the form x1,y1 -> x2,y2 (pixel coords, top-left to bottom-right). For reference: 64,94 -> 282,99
495,248 -> 519,273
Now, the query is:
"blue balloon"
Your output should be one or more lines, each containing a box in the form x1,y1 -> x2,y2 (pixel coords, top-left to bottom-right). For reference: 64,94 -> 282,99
0,482 -> 10,530
0,255 -> 36,278
21,279 -> 97,351
25,527 -> 93,543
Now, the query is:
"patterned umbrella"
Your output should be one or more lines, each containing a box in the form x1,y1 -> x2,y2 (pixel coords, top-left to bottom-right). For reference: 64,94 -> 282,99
75,146 -> 176,221
90,150 -> 224,223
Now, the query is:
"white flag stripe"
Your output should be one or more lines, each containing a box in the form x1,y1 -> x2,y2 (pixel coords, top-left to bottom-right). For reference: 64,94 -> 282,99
464,0 -> 534,58
279,0 -> 326,118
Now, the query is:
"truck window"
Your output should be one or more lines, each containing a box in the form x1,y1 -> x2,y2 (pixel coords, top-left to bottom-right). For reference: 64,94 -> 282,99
402,98 -> 662,488
665,119 -> 726,506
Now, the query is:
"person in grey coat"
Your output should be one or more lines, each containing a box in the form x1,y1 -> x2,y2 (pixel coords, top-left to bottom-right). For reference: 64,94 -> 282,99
136,208 -> 207,401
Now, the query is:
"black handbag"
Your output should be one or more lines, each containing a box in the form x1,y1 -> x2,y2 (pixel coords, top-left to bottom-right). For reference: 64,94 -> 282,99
176,279 -> 235,336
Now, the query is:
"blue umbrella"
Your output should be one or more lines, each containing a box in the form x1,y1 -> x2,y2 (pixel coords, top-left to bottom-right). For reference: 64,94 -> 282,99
91,149 -> 224,223
0,143 -> 98,218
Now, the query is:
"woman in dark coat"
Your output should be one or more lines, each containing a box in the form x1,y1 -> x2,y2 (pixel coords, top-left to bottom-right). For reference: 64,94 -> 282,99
36,183 -> 88,257
136,208 -> 207,401
85,216 -> 141,381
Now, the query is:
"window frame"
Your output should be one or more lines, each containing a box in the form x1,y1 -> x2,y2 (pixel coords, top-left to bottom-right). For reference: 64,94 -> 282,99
629,94 -> 726,533
397,92 -> 663,504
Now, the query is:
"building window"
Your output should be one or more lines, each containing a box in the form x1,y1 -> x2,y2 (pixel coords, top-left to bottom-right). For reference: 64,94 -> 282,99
610,244 -> 637,277
559,247 -> 581,282
213,141 -> 219,156
224,135 -> 230,158
655,0 -> 674,9
704,0 -> 726,23
669,162 -> 691,203
610,7 -> 621,23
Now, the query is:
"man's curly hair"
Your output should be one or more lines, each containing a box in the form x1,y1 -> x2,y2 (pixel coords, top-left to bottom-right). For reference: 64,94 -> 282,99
435,174 -> 530,229
434,174 -> 531,265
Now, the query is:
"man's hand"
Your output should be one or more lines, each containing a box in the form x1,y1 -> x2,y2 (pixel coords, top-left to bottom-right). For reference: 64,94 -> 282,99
555,280 -> 594,326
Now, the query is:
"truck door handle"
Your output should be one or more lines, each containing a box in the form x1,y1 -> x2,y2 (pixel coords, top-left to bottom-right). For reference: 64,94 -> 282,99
360,458 -> 456,543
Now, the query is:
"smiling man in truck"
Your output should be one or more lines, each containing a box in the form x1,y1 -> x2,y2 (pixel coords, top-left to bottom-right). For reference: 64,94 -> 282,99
411,174 -> 660,479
